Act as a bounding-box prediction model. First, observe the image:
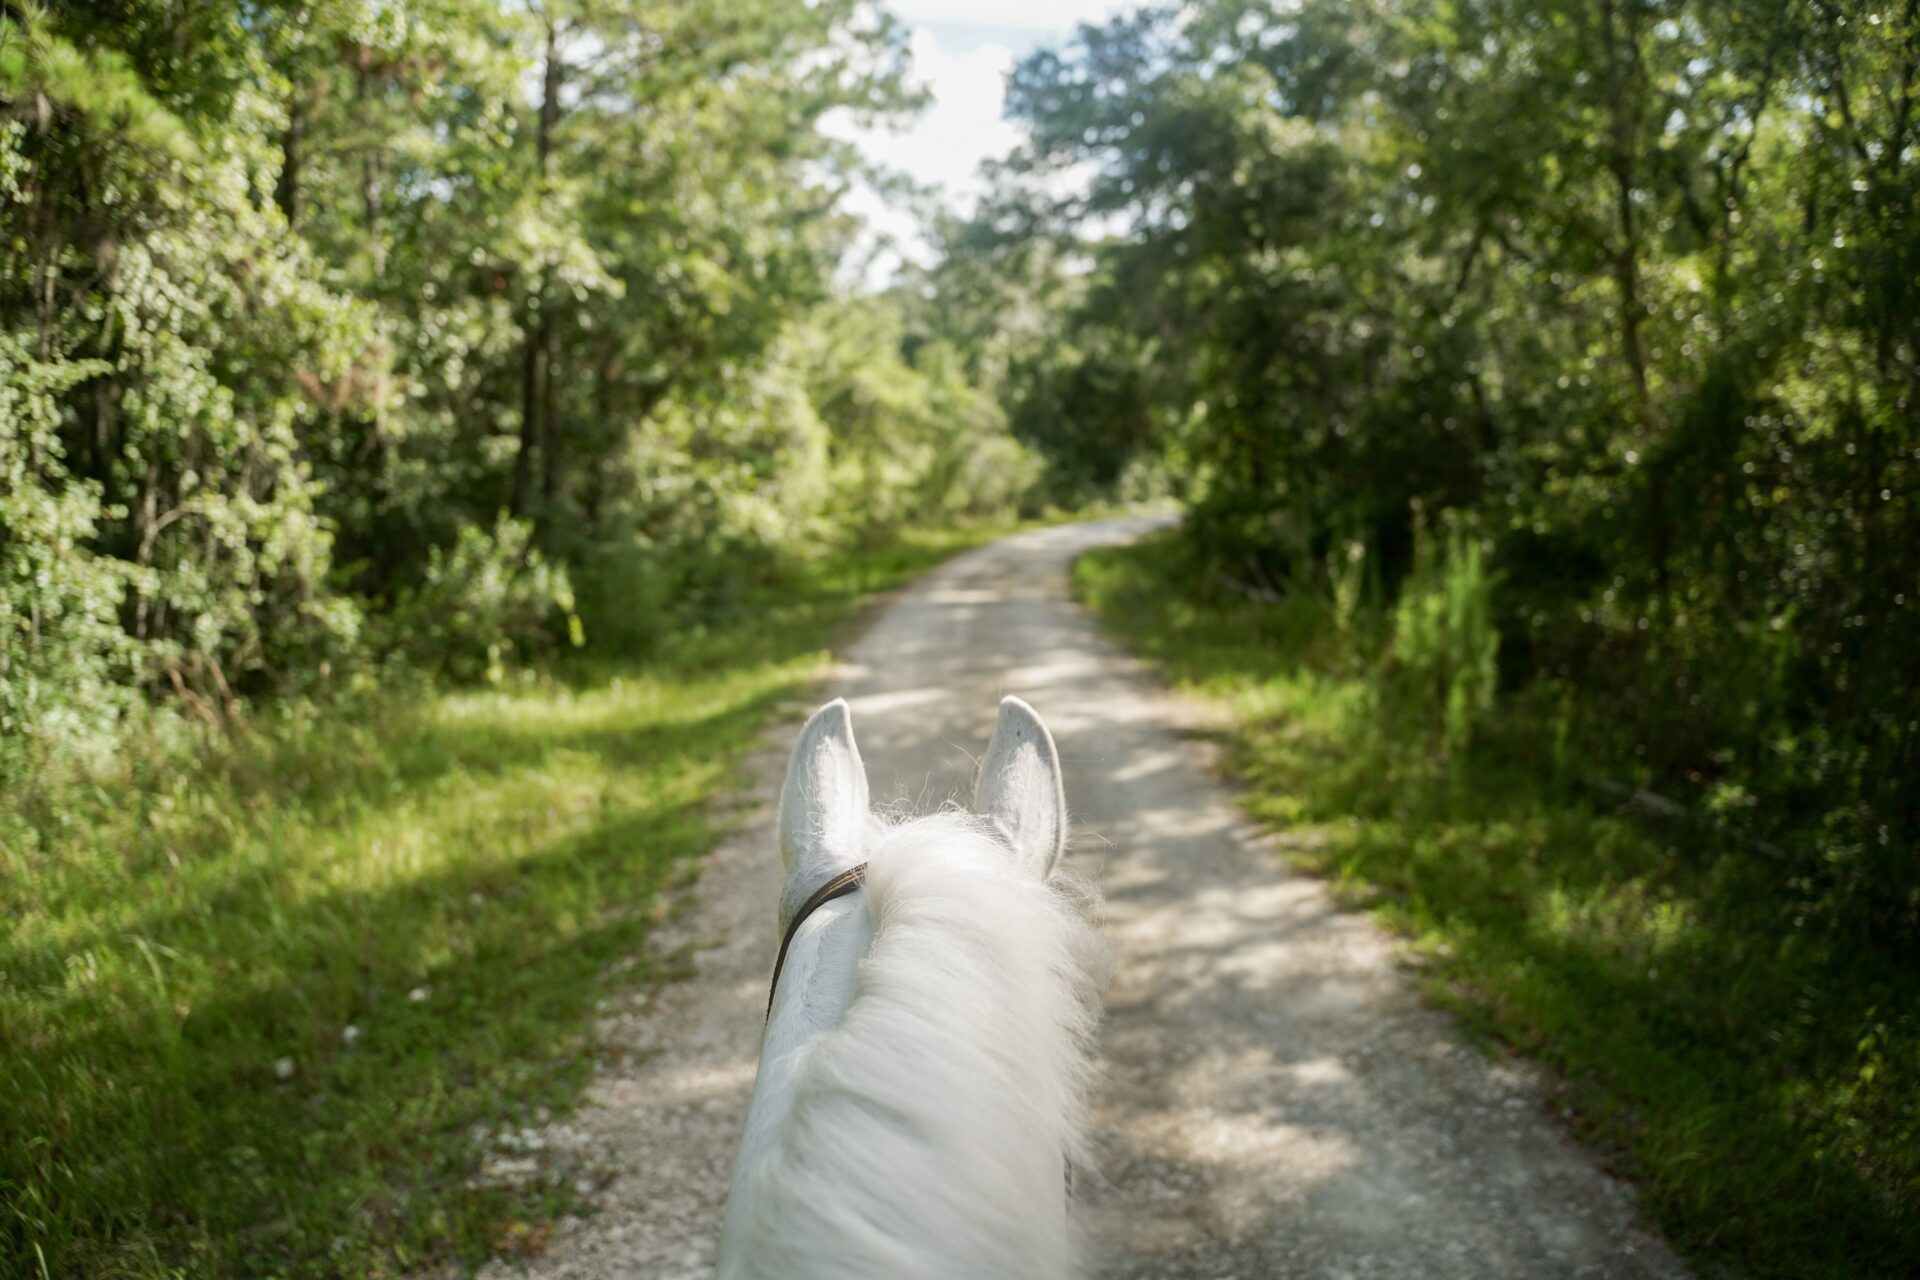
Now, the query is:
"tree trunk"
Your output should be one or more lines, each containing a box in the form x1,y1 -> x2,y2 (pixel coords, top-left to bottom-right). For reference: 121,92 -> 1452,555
512,313 -> 542,517
1599,0 -> 1669,605
512,18 -> 564,523
539,312 -> 561,515
275,89 -> 305,227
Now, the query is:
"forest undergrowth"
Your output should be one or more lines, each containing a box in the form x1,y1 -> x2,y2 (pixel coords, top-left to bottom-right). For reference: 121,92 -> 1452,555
1076,533 -> 1920,1280
0,527 -> 1004,1280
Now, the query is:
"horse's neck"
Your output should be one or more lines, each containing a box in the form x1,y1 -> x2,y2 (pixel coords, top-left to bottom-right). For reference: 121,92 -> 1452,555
722,894 -> 872,1243
719,820 -> 1091,1280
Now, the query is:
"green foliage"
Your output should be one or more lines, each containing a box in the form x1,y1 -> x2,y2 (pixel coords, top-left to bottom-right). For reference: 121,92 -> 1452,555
1077,534 -> 1920,1280
799,299 -> 1041,543
382,515 -> 577,685
997,0 -> 1920,940
0,3 -> 1042,1271
0,526 -> 1001,1280
2,12 -> 373,737
1386,518 -> 1498,757
0,331 -> 136,780
0,0 -> 1036,766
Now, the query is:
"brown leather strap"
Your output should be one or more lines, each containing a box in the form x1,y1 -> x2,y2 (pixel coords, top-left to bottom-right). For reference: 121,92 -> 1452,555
766,863 -> 868,1021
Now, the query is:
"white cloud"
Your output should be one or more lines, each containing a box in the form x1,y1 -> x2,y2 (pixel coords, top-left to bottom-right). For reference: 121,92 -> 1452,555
826,29 -> 1019,281
869,29 -> 1022,205
830,2 -> 1138,286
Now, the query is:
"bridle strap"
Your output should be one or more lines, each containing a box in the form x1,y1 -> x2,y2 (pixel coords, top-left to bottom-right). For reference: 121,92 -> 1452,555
766,863 -> 868,1021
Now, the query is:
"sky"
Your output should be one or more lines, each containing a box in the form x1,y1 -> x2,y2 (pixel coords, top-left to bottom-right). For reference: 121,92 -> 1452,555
829,0 -> 1139,285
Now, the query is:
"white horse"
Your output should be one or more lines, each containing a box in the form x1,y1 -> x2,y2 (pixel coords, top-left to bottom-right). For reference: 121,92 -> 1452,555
719,696 -> 1106,1279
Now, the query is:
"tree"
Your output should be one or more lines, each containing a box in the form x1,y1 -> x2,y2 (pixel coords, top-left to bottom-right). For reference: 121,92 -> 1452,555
989,0 -> 1920,930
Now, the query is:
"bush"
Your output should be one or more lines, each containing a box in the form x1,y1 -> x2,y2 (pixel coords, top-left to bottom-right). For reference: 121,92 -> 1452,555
1385,515 -> 1498,757
0,333 -> 149,782
380,516 -> 578,684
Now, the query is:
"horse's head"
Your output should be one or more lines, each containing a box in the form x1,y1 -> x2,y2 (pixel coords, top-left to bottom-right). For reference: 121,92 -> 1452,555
775,694 -> 1068,929
727,694 -> 1098,1280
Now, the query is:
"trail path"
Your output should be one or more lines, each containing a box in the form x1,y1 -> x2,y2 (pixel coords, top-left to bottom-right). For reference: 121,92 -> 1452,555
480,518 -> 1687,1280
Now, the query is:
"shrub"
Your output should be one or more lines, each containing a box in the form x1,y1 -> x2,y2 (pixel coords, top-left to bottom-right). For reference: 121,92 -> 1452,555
0,333 -> 147,781
381,516 -> 578,684
1385,515 -> 1498,756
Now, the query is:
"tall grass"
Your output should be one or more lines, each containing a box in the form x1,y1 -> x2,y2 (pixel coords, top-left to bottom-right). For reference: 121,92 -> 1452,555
1074,531 -> 1920,1280
1384,518 -> 1498,757
1,528 -> 998,1280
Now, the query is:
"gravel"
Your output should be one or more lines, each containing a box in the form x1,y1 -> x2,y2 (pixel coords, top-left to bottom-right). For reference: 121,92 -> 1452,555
476,518 -> 1689,1280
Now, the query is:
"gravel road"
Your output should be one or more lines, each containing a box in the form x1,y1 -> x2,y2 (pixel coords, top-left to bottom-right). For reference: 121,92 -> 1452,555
478,517 -> 1688,1280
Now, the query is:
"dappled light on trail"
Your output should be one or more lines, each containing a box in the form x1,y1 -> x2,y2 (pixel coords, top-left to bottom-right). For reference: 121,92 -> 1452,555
507,518 -> 1684,1280
1078,531 -> 1920,1278
836,520 -> 1681,1278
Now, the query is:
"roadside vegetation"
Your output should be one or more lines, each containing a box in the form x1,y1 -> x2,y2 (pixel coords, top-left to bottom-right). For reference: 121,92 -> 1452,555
2,527 -> 1002,1280
983,5 -> 1920,1272
972,0 -> 1920,934
1077,533 -> 1919,1280
8,0 -> 1920,1276
0,3 -> 1050,1275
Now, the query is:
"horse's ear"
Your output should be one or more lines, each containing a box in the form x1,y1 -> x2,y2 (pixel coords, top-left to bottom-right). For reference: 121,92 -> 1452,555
974,695 -> 1067,878
777,699 -> 870,922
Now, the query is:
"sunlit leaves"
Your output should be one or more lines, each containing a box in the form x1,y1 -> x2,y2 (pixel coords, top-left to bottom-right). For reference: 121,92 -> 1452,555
994,0 -> 1920,936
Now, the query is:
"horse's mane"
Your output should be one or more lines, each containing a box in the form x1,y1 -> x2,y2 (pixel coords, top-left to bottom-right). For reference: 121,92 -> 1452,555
722,811 -> 1106,1280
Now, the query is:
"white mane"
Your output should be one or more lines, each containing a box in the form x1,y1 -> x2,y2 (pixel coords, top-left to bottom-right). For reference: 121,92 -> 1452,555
720,809 -> 1106,1280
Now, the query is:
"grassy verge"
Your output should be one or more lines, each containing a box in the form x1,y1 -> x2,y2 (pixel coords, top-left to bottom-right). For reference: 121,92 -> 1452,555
1074,532 -> 1919,1280
1,526 -> 1001,1280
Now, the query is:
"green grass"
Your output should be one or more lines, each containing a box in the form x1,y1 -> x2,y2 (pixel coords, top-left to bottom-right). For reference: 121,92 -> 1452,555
0,527 -> 999,1280
1075,533 -> 1920,1280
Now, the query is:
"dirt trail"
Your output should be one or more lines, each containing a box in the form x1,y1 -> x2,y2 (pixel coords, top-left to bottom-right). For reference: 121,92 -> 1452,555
480,518 -> 1688,1280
